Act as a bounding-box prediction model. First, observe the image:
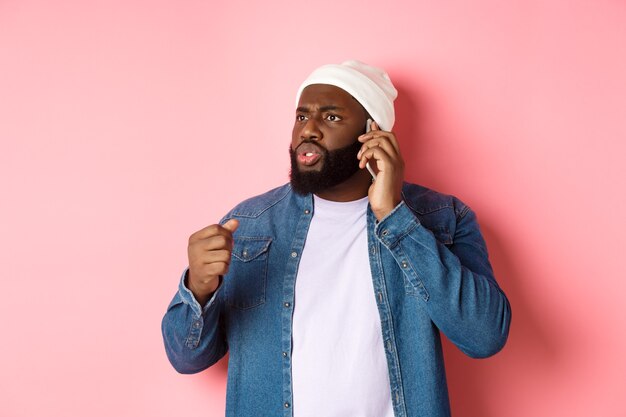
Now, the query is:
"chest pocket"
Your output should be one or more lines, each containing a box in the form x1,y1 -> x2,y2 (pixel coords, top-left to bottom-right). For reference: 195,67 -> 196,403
224,236 -> 271,310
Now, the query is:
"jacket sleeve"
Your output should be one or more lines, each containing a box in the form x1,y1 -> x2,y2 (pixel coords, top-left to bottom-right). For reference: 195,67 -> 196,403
375,201 -> 511,358
161,269 -> 228,373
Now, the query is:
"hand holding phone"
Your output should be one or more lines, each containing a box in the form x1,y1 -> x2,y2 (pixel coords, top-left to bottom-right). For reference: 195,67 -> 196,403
358,119 -> 405,221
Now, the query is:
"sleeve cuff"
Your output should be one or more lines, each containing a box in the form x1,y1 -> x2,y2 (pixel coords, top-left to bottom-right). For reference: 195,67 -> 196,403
177,268 -> 223,317
374,201 -> 421,248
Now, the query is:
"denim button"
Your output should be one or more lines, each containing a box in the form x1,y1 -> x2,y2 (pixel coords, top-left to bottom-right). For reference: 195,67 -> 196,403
291,251 -> 298,258
382,229 -> 389,236
401,261 -> 408,268
282,351 -> 288,357
284,402 -> 290,408
193,321 -> 201,328
304,209 -> 310,214
284,302 -> 291,308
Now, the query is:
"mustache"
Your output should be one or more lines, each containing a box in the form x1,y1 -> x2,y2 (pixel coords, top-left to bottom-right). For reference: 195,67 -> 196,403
294,140 -> 327,153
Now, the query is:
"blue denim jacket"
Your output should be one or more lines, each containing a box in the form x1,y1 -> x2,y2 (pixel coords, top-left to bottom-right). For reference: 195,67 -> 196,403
162,182 -> 511,417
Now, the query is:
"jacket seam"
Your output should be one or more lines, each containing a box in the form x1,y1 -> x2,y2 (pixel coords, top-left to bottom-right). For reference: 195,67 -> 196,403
230,185 -> 292,218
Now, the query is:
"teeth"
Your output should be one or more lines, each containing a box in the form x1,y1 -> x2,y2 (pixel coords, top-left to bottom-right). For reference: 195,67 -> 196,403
305,152 -> 313,157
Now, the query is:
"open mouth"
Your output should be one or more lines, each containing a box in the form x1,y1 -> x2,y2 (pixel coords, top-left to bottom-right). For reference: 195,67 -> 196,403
297,151 -> 322,166
295,142 -> 325,166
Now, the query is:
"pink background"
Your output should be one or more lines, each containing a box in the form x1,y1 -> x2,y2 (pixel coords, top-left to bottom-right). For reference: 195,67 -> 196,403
1,1 -> 625,416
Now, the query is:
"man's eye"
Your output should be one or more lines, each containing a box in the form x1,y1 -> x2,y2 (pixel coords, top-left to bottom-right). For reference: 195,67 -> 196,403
326,114 -> 342,122
296,115 -> 307,122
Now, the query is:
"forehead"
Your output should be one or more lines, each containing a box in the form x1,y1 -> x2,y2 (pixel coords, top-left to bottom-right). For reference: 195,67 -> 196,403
297,84 -> 361,110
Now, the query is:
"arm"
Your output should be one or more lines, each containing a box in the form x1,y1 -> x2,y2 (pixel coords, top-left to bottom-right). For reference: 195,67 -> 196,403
375,201 -> 511,358
359,122 -> 511,357
161,269 -> 227,373
161,219 -> 238,373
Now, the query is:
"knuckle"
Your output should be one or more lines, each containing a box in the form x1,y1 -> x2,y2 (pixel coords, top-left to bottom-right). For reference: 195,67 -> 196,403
216,235 -> 229,248
222,250 -> 233,263
207,263 -> 227,275
188,255 -> 200,267
188,244 -> 201,258
213,250 -> 227,262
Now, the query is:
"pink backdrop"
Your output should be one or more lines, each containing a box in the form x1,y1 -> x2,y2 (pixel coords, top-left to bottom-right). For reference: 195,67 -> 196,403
1,1 -> 625,416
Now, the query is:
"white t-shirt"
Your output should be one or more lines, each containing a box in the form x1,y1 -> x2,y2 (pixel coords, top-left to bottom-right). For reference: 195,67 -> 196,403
292,195 -> 394,417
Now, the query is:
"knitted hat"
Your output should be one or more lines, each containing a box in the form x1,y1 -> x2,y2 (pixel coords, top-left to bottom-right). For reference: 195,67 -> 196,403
295,60 -> 398,131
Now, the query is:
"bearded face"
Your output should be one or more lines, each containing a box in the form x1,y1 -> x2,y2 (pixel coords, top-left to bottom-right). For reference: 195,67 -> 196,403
289,139 -> 362,195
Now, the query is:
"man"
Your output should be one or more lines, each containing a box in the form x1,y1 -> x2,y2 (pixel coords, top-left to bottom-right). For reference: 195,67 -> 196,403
162,61 -> 511,417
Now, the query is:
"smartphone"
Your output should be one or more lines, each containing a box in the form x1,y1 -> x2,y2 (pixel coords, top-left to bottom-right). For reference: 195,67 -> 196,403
365,119 -> 377,180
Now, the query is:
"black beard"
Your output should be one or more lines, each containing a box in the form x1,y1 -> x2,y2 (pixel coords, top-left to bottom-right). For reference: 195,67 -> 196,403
289,140 -> 362,195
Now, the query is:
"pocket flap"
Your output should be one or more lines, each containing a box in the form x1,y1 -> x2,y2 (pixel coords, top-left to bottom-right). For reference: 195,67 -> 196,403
232,237 -> 272,262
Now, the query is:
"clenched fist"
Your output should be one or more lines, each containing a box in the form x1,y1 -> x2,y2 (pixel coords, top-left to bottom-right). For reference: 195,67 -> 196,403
186,219 -> 239,306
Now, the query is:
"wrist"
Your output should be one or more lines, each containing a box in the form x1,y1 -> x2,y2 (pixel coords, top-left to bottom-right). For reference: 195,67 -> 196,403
373,199 -> 401,221
186,273 -> 221,306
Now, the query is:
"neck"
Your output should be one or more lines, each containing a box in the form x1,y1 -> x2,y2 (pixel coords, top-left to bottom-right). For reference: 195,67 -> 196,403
314,169 -> 371,202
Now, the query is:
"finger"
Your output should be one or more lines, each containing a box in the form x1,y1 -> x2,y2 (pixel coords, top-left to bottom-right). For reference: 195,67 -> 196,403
191,234 -> 233,252
222,219 -> 239,233
361,136 -> 401,162
200,249 -> 232,264
359,120 -> 400,153
386,132 -> 401,155
190,222 -> 235,242
358,130 -> 394,144
192,263 -> 228,284
203,262 -> 230,277
359,131 -> 401,156
357,137 -> 398,161
358,146 -> 393,169
358,136 -> 397,156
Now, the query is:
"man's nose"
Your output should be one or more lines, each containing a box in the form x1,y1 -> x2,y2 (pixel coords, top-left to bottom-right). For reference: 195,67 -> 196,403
301,118 -> 321,141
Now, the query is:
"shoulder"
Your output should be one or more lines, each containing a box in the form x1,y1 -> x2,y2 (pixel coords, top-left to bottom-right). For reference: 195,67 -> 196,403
223,183 -> 295,220
401,182 -> 470,219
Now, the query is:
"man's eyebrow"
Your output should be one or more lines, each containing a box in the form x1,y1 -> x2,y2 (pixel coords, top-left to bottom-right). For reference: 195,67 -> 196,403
296,105 -> 346,113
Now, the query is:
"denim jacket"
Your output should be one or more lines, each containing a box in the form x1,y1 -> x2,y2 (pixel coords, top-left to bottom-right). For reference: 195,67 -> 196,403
162,182 -> 511,417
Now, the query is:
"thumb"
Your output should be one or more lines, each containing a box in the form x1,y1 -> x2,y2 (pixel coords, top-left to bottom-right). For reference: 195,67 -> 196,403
371,120 -> 380,131
223,218 -> 239,233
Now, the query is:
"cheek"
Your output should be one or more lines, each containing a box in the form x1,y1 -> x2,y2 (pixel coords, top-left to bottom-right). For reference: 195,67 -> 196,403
291,124 -> 301,147
329,129 -> 360,150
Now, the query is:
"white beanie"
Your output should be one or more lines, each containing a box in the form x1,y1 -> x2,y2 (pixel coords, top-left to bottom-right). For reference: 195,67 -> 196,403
295,60 -> 398,131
